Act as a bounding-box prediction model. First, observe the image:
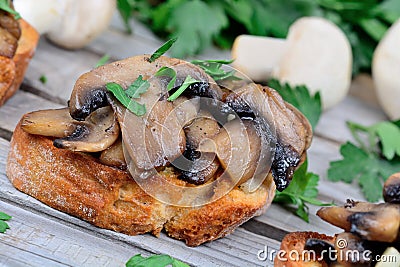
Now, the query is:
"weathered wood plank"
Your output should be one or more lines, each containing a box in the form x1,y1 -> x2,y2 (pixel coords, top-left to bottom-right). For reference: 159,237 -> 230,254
0,137 -> 277,266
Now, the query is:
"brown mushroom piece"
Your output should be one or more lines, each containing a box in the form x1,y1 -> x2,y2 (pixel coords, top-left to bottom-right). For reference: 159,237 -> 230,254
317,200 -> 400,243
174,112 -> 221,184
383,172 -> 400,203
68,55 -> 221,121
21,107 -> 76,137
334,232 -> 376,267
224,83 -> 312,190
21,106 -> 120,152
99,137 -> 126,169
53,106 -> 119,152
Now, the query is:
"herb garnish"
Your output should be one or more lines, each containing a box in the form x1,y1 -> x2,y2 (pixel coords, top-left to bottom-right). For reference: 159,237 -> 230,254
0,211 -> 11,233
268,79 -> 325,221
274,159 -> 330,222
167,75 -> 198,101
0,0 -> 21,19
106,75 -> 149,116
126,254 -> 189,267
268,79 -> 322,130
149,37 -> 177,63
95,54 -> 110,68
191,59 -> 239,81
155,66 -> 199,101
39,75 -> 47,84
328,120 -> 400,202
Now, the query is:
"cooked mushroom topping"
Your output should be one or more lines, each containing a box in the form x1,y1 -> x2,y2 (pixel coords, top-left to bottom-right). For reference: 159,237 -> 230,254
0,10 -> 20,59
172,96 -> 199,127
334,232 -> 373,266
317,200 -> 400,243
21,107 -> 76,137
53,106 -> 119,152
99,138 -> 126,169
383,172 -> 400,203
304,238 -> 335,264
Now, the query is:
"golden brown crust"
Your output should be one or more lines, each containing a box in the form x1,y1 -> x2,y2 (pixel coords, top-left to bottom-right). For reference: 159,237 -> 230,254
0,19 -> 39,106
7,120 -> 275,246
274,232 -> 335,267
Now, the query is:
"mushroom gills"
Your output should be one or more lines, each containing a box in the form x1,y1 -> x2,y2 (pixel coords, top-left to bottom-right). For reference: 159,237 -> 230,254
53,106 -> 120,152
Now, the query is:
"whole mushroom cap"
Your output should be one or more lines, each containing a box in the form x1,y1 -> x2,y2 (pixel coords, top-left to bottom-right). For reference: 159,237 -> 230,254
372,18 -> 400,120
273,17 -> 352,110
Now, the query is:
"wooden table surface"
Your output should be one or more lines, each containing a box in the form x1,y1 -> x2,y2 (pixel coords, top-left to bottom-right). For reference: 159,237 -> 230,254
0,15 -> 389,267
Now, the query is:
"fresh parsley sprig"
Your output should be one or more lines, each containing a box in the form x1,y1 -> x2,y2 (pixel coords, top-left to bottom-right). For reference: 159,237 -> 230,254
274,160 -> 330,222
126,254 -> 189,267
328,120 -> 400,202
191,59 -> 239,81
106,75 -> 149,116
95,54 -> 110,68
155,66 -> 199,101
149,37 -> 177,63
0,211 -> 11,233
268,79 -> 322,130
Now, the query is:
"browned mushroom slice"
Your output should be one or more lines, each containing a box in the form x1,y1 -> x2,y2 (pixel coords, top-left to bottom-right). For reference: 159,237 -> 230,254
0,11 -> 21,40
334,232 -> 379,267
68,55 -> 220,121
0,26 -> 18,58
172,96 -> 199,127
384,172 -> 400,203
99,138 -> 126,169
53,106 -> 119,152
185,112 -> 220,149
21,108 -> 76,137
199,120 -> 262,185
317,200 -> 400,242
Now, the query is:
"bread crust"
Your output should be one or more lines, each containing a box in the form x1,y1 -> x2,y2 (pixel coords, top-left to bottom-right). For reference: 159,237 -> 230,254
7,120 -> 275,246
274,232 -> 335,267
0,19 -> 39,106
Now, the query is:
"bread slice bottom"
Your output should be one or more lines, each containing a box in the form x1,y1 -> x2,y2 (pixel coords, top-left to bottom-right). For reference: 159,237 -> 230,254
6,121 -> 276,246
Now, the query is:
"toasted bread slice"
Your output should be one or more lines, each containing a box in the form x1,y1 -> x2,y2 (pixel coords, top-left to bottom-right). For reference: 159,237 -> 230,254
274,232 -> 335,267
0,19 -> 39,106
7,120 -> 276,246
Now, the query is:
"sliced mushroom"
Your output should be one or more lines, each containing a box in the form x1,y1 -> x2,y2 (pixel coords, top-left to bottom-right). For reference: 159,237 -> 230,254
99,137 -> 126,169
383,172 -> 400,203
304,238 -> 335,264
317,200 -> 400,243
184,112 -> 220,149
53,106 -> 119,152
199,120 -> 262,185
334,232 -> 375,267
172,96 -> 200,127
21,107 -> 76,137
68,55 -> 219,120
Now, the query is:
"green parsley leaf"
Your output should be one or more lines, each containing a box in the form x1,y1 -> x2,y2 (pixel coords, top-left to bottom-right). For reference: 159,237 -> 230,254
125,75 -> 150,98
373,121 -> 400,160
106,77 -> 149,116
328,142 -> 400,202
0,211 -> 11,233
268,79 -> 322,130
167,75 -> 199,101
39,75 -> 47,84
126,254 -> 189,267
191,59 -> 240,81
155,66 -> 177,92
274,159 -> 330,222
116,0 -> 134,34
165,0 -> 228,58
95,54 -> 110,68
149,37 -> 177,63
0,0 -> 21,19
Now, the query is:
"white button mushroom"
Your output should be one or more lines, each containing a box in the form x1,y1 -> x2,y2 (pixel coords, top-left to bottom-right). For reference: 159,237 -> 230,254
372,19 -> 400,120
232,17 -> 353,110
13,0 -> 116,49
